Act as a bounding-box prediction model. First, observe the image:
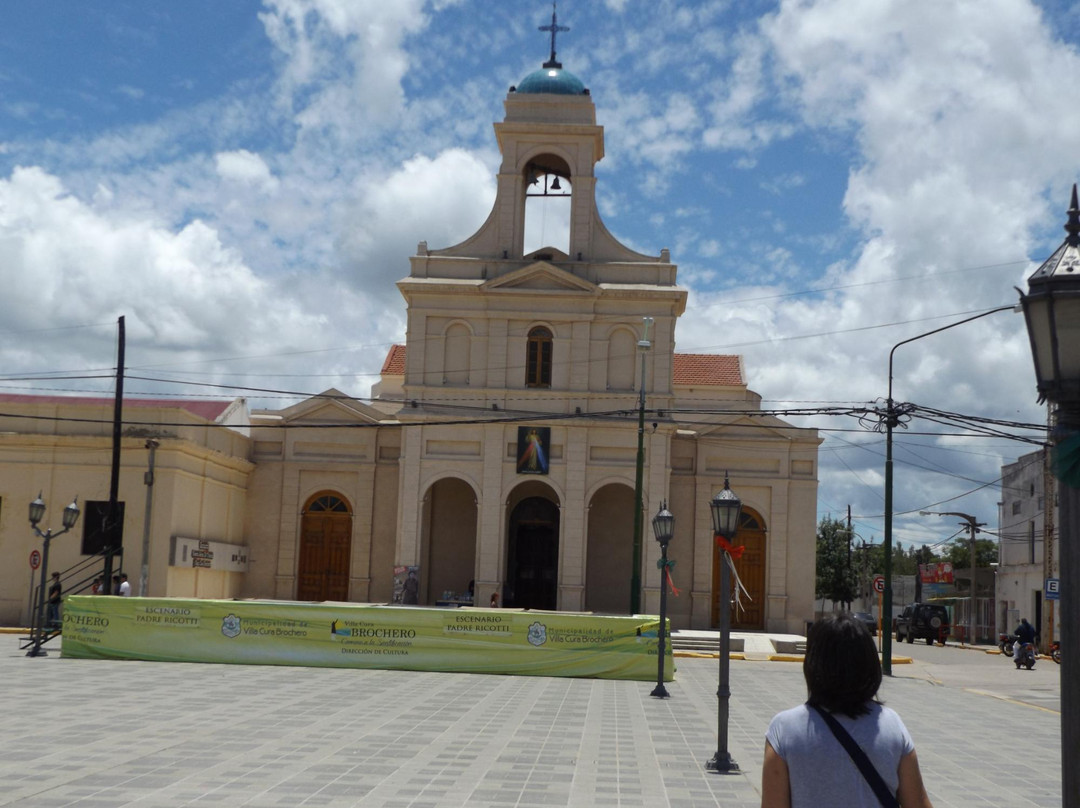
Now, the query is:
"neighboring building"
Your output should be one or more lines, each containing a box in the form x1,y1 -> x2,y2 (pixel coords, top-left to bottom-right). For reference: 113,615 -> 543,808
0,394 -> 253,625
0,51 -> 822,633
998,447 -> 1060,646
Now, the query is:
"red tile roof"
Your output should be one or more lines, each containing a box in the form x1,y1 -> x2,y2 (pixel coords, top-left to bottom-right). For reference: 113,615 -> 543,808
381,344 -> 406,375
0,393 -> 235,421
672,353 -> 743,386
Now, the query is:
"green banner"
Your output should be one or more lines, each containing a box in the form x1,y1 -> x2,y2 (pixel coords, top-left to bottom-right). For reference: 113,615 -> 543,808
61,597 -> 674,682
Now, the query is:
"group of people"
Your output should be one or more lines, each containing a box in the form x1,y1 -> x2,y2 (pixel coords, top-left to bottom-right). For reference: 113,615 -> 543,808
91,572 -> 131,596
44,571 -> 132,630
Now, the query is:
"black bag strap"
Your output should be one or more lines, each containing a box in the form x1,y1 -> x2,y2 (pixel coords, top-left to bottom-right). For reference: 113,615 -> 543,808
808,704 -> 899,808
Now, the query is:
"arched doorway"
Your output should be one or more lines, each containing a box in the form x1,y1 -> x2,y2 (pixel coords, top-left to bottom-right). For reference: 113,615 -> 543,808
712,508 -> 766,630
506,496 -> 559,610
420,477 -> 478,604
584,483 -> 634,613
298,492 -> 352,601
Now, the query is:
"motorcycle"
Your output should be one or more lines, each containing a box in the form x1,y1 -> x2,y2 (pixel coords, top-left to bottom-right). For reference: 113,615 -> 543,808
1050,640 -> 1061,665
1015,641 -> 1037,670
998,633 -> 1017,657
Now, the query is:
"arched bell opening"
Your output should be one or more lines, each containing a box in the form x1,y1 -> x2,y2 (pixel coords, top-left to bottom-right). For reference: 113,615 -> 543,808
523,154 -> 572,257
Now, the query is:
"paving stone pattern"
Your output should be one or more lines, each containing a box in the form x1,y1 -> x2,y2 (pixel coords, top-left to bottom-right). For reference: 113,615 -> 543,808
0,637 -> 1060,807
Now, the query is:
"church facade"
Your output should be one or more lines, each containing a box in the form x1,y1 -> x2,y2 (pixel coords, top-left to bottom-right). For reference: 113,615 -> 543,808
0,54 -> 820,634
243,56 -> 821,633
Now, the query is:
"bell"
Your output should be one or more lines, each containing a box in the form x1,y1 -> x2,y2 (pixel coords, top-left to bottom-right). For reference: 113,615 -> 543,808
550,176 -> 562,191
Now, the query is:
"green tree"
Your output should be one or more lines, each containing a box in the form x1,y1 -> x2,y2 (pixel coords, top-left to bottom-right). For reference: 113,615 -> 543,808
941,537 -> 998,568
816,517 -> 857,606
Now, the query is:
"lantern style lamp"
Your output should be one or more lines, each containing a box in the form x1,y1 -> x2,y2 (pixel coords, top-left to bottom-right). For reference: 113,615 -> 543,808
706,476 -> 742,773
650,502 -> 675,698
1018,183 -> 1080,807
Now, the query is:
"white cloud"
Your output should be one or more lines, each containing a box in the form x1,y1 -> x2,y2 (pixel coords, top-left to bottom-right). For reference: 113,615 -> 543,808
338,148 -> 495,295
258,0 -> 431,141
215,149 -> 279,192
0,166 -> 342,375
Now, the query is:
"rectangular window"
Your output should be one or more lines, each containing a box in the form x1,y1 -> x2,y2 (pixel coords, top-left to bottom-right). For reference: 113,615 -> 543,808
1012,500 -> 1022,515
81,500 -> 125,556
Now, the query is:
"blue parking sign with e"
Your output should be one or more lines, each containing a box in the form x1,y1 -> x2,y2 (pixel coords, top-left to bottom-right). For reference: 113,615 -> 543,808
1045,578 -> 1060,600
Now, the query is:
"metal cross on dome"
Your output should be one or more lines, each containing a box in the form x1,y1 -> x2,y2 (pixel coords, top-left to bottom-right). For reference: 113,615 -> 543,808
539,3 -> 569,68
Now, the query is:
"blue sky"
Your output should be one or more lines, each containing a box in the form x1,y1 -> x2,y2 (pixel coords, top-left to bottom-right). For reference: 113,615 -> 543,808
3,0 -> 1080,552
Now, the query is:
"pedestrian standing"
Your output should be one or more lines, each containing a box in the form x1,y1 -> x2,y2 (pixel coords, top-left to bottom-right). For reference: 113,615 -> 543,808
46,572 -> 62,628
761,612 -> 933,808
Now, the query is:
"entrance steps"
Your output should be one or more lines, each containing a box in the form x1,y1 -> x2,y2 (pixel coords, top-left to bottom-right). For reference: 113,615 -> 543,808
671,630 -> 807,658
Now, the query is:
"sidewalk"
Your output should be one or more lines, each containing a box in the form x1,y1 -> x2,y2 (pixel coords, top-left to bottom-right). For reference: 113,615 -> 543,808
0,635 -> 1060,807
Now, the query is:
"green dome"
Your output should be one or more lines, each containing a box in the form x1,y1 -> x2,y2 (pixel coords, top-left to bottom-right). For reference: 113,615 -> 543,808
515,66 -> 587,95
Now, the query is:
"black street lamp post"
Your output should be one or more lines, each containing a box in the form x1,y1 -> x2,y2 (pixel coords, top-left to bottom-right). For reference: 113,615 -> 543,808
706,476 -> 742,773
1018,184 -> 1080,808
650,501 -> 675,698
26,493 -> 81,658
880,303 -> 1014,674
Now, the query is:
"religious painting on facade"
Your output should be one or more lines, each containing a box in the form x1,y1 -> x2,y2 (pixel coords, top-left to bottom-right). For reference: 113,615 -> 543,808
393,565 -> 420,604
516,427 -> 550,475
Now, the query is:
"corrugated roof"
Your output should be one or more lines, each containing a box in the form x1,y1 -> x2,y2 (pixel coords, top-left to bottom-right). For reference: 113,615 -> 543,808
381,344 -> 406,375
672,353 -> 742,386
0,393 -> 234,422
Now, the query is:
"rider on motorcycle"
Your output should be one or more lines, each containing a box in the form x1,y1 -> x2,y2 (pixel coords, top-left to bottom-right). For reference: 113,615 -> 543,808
1014,617 -> 1037,666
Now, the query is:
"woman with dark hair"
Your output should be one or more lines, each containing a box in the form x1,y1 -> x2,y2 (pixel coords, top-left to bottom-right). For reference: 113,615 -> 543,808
761,612 -> 933,808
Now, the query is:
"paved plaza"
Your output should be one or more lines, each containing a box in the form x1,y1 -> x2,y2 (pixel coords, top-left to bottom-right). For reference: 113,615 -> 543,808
0,634 -> 1061,807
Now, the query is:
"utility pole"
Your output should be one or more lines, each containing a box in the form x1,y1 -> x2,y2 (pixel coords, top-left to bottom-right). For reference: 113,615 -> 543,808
921,510 -> 985,643
629,316 -> 653,615
139,438 -> 160,597
846,505 -> 853,610
103,316 -> 125,593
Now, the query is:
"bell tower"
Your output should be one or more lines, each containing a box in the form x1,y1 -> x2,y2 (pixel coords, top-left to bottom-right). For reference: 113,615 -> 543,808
397,8 -> 685,409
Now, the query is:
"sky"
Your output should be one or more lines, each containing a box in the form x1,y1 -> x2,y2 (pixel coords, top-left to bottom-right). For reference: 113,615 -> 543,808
3,0 -> 1080,554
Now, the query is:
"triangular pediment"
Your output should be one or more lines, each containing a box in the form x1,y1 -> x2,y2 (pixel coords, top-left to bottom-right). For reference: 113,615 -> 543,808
483,261 -> 598,294
260,388 -> 386,425
691,414 -> 798,441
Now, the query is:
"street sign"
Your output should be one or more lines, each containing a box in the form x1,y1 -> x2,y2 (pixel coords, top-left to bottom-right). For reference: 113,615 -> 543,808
1046,577 -> 1060,601
872,574 -> 885,594
29,549 -> 41,571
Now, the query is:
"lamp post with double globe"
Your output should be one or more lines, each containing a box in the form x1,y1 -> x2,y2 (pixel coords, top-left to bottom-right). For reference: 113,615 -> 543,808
26,493 -> 80,657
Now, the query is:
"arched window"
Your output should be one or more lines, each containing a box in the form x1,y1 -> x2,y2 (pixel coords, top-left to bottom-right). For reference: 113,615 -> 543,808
607,328 -> 635,390
526,326 -> 553,388
443,323 -> 470,385
305,494 -> 349,513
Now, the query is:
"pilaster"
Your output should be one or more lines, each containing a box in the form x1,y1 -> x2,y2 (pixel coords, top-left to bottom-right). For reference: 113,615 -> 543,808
396,425 -> 424,565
